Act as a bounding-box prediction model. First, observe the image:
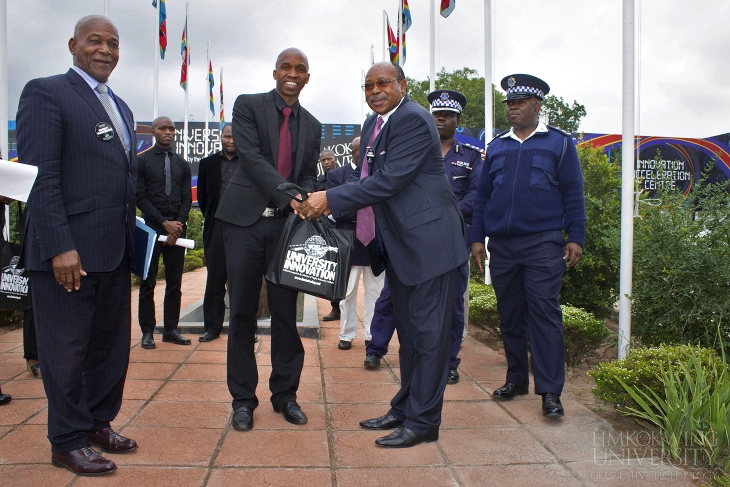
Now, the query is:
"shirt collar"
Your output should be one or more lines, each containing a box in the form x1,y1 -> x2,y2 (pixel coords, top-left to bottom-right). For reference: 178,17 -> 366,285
350,161 -> 358,170
71,66 -> 111,93
502,121 -> 548,143
379,96 -> 405,126
153,144 -> 175,154
273,89 -> 300,117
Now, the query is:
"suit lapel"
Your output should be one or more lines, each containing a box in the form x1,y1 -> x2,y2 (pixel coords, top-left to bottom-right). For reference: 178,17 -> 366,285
66,69 -> 129,161
264,91 -> 280,168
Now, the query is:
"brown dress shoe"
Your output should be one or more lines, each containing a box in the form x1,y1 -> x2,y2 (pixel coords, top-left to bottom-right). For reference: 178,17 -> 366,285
89,427 -> 138,453
51,447 -> 117,476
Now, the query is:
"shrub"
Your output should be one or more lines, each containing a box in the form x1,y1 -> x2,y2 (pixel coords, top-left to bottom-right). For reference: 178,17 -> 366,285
560,142 -> 621,318
186,208 -> 204,250
631,169 -> 730,352
617,343 -> 730,469
468,281 -> 500,331
183,248 -> 205,273
589,344 -> 722,407
562,305 -> 610,365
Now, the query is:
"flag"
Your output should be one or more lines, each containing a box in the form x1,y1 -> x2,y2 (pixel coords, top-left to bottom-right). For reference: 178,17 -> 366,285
219,68 -> 225,124
153,0 -> 167,59
402,0 -> 412,31
208,61 -> 215,115
386,14 -> 398,63
440,0 -> 456,18
180,14 -> 189,90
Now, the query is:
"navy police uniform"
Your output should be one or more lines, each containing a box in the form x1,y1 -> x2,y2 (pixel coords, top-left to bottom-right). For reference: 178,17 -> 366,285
468,74 -> 586,398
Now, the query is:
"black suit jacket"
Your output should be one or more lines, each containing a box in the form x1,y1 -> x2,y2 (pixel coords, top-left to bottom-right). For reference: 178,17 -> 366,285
197,151 -> 223,243
215,90 -> 321,227
327,96 -> 467,286
17,68 -> 137,272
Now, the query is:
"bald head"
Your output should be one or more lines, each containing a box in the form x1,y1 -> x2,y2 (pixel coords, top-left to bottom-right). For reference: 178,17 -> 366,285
275,48 -> 309,70
152,116 -> 173,130
69,15 -> 119,83
74,15 -> 117,38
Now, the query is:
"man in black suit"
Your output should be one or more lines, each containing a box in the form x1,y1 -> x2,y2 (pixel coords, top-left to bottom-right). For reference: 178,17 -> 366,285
136,116 -> 192,349
300,62 -> 468,448
316,148 -> 341,322
17,15 -> 137,475
197,123 -> 237,342
215,48 -> 321,430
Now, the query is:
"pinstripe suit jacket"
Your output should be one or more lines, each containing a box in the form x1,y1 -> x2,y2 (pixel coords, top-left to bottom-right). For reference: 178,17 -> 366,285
327,96 -> 468,287
17,68 -> 137,272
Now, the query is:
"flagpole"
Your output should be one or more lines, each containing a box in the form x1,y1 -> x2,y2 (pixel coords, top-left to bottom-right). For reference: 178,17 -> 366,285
153,0 -> 159,119
183,3 -> 189,162
618,0 -> 635,359
205,41 -> 210,158
104,0 -> 110,17
382,10 -> 386,62
429,0 -> 435,92
483,0 -> 493,285
0,0 -> 7,166
397,1 -> 403,67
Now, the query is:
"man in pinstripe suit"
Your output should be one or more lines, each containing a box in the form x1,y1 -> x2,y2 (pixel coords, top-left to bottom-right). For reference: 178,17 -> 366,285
300,62 -> 468,448
17,15 -> 137,475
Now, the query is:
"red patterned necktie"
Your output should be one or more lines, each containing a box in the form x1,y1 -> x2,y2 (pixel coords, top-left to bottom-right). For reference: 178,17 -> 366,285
356,116 -> 383,246
277,106 -> 293,179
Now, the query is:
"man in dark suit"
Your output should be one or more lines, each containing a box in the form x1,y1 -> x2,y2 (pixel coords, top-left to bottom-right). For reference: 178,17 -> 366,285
214,48 -> 321,431
16,15 -> 138,475
196,123 -> 237,342
300,62 -> 468,448
317,148 -> 341,322
136,116 -> 192,349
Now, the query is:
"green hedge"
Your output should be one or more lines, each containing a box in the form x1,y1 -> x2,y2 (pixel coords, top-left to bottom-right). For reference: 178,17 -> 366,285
589,344 -> 723,407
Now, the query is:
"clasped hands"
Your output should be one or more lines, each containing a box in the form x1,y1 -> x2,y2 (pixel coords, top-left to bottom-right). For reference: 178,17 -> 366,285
162,220 -> 183,246
291,191 -> 329,220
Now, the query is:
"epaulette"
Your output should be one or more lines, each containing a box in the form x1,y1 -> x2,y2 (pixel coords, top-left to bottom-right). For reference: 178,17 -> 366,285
547,125 -> 571,137
463,143 -> 486,154
487,129 -> 510,145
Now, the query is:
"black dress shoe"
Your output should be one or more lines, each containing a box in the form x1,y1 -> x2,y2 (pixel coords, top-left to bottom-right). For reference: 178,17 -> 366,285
161,330 -> 191,345
140,333 -> 156,349
446,367 -> 460,384
364,353 -> 381,369
0,393 -> 11,405
542,393 -> 564,418
199,330 -> 221,342
359,413 -> 403,430
88,427 -> 138,453
375,426 -> 432,448
322,309 -> 341,321
492,382 -> 529,399
274,402 -> 307,425
51,447 -> 117,476
231,406 -> 254,430
337,340 -> 352,350
27,359 -> 42,379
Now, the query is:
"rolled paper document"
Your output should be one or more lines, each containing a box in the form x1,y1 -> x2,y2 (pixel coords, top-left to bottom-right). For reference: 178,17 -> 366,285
158,235 -> 195,249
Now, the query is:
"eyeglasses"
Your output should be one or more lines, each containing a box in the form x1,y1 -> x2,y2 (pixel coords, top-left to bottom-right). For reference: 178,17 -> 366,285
362,79 -> 397,92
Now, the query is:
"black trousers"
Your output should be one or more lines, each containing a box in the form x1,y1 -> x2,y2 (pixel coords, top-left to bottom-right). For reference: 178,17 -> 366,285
30,258 -> 131,453
224,217 -> 303,411
23,304 -> 38,361
138,239 -> 185,334
387,266 -> 457,441
202,219 -> 227,334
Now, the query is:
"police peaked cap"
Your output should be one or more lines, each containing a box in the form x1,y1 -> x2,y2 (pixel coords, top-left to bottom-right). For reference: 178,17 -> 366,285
427,90 -> 467,114
500,74 -> 550,101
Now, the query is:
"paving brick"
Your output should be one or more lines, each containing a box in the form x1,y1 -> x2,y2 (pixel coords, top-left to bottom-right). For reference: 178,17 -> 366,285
216,430 -> 329,467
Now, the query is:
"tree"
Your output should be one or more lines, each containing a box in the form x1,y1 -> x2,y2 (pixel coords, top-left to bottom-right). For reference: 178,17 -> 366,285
541,95 -> 587,133
406,67 -> 509,135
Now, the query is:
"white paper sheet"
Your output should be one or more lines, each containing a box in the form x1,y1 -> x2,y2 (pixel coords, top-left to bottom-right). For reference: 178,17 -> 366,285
0,160 -> 38,202
158,235 -> 195,249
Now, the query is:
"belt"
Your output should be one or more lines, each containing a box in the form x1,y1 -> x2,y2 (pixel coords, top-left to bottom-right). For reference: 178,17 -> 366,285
262,207 -> 289,218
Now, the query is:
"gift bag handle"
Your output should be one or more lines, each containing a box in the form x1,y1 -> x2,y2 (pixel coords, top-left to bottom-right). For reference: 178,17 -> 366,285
276,183 -> 309,203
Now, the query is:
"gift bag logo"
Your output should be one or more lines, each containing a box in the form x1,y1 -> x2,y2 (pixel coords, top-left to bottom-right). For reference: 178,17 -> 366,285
303,235 -> 339,259
1,256 -> 29,297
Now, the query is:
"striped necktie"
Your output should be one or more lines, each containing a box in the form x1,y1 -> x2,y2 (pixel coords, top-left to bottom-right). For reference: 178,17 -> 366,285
95,83 -> 128,153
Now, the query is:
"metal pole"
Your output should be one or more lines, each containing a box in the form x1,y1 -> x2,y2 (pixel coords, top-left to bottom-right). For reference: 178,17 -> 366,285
153,0 -> 159,119
104,0 -> 110,17
0,0 -> 7,163
429,0 -> 435,92
183,3 -> 189,162
397,1 -> 402,67
483,0 -> 493,285
618,0 -> 635,359
382,10 -> 386,62
205,41 -> 210,157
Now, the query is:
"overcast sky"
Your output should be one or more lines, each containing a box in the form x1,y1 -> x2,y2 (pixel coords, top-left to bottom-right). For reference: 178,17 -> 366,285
6,0 -> 728,138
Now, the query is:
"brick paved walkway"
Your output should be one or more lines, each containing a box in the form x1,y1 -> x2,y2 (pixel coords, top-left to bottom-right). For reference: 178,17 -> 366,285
0,267 -> 701,486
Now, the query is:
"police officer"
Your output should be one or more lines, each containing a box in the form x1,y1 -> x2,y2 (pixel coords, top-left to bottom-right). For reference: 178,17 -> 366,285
469,74 -> 586,417
429,90 -> 483,383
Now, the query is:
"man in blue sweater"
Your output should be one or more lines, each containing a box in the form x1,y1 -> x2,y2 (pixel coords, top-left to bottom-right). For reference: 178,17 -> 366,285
469,74 -> 586,418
